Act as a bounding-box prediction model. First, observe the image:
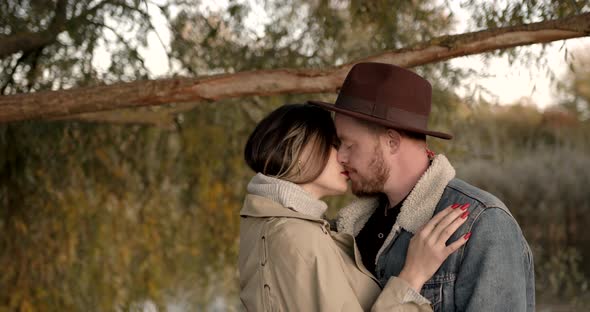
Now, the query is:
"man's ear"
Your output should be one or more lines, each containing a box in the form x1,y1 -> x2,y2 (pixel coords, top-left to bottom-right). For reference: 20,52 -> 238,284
384,129 -> 402,154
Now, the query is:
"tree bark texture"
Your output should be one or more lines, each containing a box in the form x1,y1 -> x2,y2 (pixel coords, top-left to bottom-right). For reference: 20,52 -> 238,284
0,13 -> 589,123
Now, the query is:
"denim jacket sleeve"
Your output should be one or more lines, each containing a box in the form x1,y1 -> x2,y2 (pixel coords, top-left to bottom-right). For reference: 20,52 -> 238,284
455,207 -> 534,312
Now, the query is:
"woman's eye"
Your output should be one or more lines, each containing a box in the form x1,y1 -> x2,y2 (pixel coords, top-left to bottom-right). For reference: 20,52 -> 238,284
331,138 -> 341,149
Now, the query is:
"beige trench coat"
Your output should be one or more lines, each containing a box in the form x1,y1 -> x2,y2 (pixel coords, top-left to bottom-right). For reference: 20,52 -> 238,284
239,194 -> 432,311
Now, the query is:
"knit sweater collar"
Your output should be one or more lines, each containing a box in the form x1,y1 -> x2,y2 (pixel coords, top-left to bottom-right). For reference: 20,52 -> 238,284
246,173 -> 328,219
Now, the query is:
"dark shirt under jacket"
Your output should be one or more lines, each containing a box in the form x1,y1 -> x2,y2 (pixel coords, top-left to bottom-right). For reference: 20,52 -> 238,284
355,195 -> 402,275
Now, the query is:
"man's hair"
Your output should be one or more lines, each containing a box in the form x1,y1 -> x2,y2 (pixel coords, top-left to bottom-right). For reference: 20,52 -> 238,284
354,117 -> 427,142
244,104 -> 339,184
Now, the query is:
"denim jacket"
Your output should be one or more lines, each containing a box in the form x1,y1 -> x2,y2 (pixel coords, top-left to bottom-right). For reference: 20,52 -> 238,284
337,155 -> 535,312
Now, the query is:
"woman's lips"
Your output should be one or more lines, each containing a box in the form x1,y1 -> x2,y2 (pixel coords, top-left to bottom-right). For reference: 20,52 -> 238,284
341,171 -> 350,178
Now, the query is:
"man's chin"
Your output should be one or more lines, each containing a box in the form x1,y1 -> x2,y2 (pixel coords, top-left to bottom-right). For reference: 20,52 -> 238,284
351,184 -> 382,197
352,191 -> 381,197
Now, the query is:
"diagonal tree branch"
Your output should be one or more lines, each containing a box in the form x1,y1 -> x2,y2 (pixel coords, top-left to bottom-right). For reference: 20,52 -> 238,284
0,12 -> 589,123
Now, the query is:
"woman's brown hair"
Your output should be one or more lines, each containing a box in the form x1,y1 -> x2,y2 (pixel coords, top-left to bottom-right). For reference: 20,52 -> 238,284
244,104 -> 339,184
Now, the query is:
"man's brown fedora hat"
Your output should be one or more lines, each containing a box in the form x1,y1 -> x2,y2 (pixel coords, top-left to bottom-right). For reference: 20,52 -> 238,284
308,62 -> 452,140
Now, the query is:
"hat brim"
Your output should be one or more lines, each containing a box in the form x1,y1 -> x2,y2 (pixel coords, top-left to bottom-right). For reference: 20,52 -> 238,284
307,100 -> 453,140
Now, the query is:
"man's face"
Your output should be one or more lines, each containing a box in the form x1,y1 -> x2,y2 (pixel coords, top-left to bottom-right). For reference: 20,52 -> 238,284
334,114 -> 390,196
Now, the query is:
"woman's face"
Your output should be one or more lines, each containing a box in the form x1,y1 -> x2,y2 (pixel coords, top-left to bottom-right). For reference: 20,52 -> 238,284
301,147 -> 350,199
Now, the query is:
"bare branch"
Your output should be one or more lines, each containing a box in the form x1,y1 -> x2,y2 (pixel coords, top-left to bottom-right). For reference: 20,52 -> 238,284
0,12 -> 589,123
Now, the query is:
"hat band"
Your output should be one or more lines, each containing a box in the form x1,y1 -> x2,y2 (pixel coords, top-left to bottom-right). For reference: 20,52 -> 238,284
335,95 -> 428,128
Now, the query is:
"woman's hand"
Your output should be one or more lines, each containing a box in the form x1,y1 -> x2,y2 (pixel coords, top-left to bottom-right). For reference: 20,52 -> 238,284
398,204 -> 471,292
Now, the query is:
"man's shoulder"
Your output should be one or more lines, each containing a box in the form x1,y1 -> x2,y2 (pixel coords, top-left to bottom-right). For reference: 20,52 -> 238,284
445,178 -> 508,210
433,178 -> 524,233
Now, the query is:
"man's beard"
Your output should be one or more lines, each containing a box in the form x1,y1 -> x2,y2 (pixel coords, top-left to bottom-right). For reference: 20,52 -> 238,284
349,144 -> 390,197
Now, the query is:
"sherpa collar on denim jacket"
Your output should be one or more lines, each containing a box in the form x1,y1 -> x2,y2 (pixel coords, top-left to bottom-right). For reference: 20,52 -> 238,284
336,154 -> 456,263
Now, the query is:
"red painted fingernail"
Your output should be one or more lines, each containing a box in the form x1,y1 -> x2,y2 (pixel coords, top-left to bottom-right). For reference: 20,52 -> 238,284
464,232 -> 472,240
452,204 -> 460,209
461,203 -> 470,210
461,211 -> 469,219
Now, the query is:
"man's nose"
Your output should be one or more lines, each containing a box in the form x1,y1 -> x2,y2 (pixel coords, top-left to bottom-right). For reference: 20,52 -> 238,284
337,147 -> 347,164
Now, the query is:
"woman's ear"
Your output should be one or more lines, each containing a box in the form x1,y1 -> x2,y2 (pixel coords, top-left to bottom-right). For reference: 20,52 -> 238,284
385,129 -> 402,154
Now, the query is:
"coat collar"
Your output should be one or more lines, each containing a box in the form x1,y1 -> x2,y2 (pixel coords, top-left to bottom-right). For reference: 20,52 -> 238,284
246,173 -> 328,219
337,154 -> 456,236
240,194 -> 326,225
